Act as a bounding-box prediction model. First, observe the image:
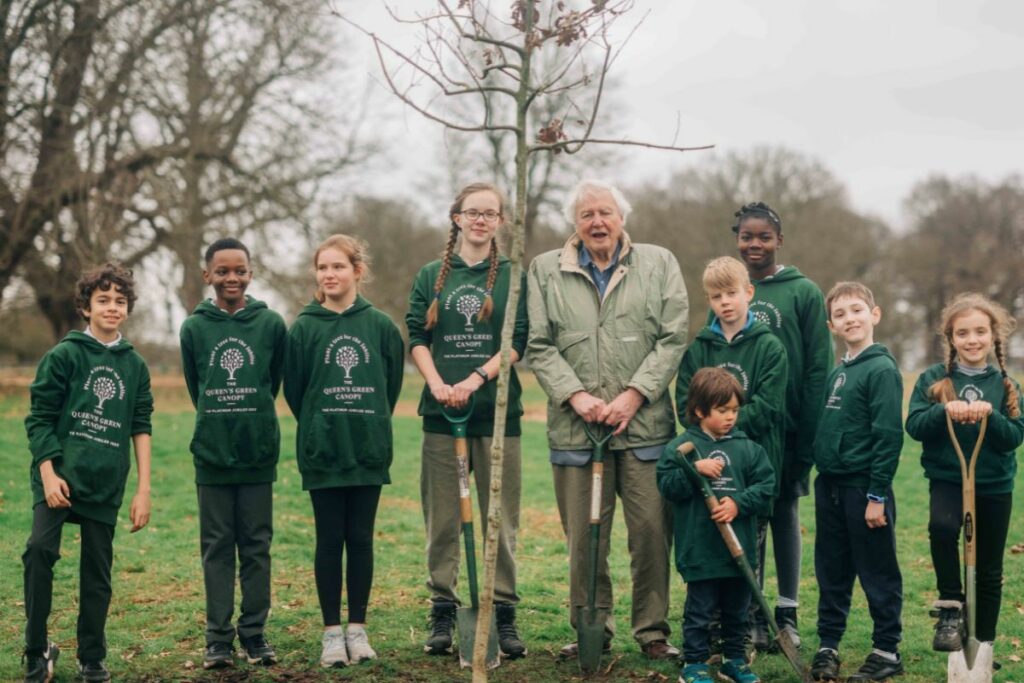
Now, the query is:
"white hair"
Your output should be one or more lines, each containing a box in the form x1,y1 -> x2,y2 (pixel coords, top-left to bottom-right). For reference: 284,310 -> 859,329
562,179 -> 632,226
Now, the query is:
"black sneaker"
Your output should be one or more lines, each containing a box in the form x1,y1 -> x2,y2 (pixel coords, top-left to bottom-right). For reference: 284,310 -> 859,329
774,606 -> 801,649
846,652 -> 903,681
24,641 -> 59,683
203,641 -> 234,670
930,604 -> 963,652
239,634 -> 278,666
78,659 -> 111,682
495,603 -> 527,659
810,648 -> 840,682
424,601 -> 457,655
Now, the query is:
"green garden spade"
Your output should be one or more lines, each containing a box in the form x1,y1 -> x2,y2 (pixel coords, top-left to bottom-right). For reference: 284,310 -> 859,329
945,412 -> 993,683
675,442 -> 812,683
577,421 -> 614,675
441,397 -> 500,670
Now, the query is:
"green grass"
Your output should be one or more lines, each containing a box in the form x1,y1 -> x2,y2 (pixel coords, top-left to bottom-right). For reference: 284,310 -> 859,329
0,378 -> 1022,682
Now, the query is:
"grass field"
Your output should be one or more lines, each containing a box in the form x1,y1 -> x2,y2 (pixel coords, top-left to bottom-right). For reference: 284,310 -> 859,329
0,373 -> 1022,682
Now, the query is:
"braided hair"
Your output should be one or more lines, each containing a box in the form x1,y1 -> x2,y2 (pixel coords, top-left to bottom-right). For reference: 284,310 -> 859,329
425,182 -> 505,330
928,292 -> 1020,417
732,201 -> 782,234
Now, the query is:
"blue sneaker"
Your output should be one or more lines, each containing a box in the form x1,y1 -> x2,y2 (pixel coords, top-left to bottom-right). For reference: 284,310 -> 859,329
679,662 -> 713,683
718,657 -> 761,683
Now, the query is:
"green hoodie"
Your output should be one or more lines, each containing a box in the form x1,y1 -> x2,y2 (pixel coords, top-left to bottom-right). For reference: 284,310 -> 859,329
906,363 -> 1022,495
406,254 -> 527,437
813,343 -> 903,497
179,296 -> 286,485
657,426 -> 775,582
284,296 -> 404,490
25,331 -> 153,525
676,317 -> 788,496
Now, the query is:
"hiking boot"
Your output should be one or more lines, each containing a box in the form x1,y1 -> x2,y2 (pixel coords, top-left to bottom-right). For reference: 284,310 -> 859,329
930,602 -> 963,652
558,640 -> 611,659
320,626 -> 348,668
495,603 -> 527,659
77,660 -> 111,682
719,657 -> 761,683
424,601 -> 457,655
346,625 -> 377,663
24,641 -> 59,683
679,662 -> 713,683
203,641 -> 234,670
810,648 -> 840,682
846,652 -> 904,681
774,607 -> 801,649
643,639 -> 680,660
239,634 -> 277,666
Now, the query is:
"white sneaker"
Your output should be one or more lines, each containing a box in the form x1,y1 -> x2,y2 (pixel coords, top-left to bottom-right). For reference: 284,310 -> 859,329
320,626 -> 349,668
346,624 -> 377,663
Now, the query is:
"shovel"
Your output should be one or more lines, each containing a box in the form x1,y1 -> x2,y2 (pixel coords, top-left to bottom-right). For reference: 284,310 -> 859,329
577,421 -> 614,674
441,396 -> 500,670
676,442 -> 812,683
945,412 -> 993,683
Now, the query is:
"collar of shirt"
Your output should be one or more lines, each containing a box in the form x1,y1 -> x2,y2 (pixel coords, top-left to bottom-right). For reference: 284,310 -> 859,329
83,326 -> 122,348
709,310 -> 755,339
578,240 -> 622,296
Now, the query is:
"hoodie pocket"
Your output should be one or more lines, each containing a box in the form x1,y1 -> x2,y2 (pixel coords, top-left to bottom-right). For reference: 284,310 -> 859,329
62,441 -> 130,506
191,415 -> 279,470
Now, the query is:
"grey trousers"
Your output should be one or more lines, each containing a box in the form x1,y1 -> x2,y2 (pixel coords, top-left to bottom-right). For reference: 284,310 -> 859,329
197,483 -> 273,644
420,432 -> 521,605
553,451 -> 672,646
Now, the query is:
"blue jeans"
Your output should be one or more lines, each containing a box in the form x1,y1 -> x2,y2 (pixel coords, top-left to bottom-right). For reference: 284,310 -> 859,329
683,576 -> 751,664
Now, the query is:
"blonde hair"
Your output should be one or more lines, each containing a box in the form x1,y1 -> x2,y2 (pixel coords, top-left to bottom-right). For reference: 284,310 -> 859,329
424,182 -> 505,330
928,293 -> 1019,417
825,281 -> 876,321
312,234 -> 372,303
702,256 -> 750,294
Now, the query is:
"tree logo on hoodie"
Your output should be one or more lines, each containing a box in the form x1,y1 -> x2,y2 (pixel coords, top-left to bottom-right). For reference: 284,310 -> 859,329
93,377 -> 117,410
960,384 -> 983,403
83,366 -> 126,416
209,338 -> 256,386
336,346 -> 360,379
220,348 -> 244,381
717,362 -> 750,392
750,301 -> 782,329
457,294 -> 482,327
826,372 -> 846,410
707,448 -> 735,492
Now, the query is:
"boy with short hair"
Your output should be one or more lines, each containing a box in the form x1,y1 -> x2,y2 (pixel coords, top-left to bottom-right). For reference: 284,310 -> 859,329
658,367 -> 775,683
810,282 -> 904,682
179,238 -> 287,669
24,263 -> 154,683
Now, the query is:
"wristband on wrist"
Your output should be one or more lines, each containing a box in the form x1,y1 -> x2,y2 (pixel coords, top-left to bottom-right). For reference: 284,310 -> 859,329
866,493 -> 887,503
473,367 -> 489,382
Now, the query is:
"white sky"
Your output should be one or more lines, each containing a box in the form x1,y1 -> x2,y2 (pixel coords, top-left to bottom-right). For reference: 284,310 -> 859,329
338,0 -> 1024,227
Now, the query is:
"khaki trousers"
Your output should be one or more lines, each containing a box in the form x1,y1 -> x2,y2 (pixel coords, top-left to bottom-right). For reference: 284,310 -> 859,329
421,432 -> 521,605
553,451 -> 672,646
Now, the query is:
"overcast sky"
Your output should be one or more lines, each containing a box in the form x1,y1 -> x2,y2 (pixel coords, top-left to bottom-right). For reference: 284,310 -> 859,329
340,0 -> 1023,227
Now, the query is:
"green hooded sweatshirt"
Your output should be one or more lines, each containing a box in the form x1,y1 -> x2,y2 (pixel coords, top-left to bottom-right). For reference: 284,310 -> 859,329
284,296 -> 404,490
906,363 -> 1022,495
676,316 -> 788,496
179,296 -> 286,485
25,331 -> 154,525
657,426 -> 775,582
406,254 -> 527,437
813,343 -> 903,497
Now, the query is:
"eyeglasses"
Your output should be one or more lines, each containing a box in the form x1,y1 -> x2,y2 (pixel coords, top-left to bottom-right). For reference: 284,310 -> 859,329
458,209 -> 502,222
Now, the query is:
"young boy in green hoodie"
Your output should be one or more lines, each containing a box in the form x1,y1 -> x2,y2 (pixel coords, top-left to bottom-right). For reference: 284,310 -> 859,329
658,367 -> 775,683
24,263 -> 153,683
810,282 -> 903,683
179,238 -> 287,669
732,202 -> 832,648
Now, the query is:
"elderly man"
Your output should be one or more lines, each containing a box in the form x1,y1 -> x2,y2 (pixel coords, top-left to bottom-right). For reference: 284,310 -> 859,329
527,179 -> 689,659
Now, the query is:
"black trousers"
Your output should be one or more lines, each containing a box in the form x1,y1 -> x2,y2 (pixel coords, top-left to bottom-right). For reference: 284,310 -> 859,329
309,486 -> 382,625
814,476 -> 903,652
197,483 -> 273,644
928,480 -> 1013,642
683,576 -> 751,664
23,504 -> 115,661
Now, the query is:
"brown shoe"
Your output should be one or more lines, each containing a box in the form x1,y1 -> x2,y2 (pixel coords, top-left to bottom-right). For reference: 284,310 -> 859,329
642,639 -> 680,661
558,641 -> 611,659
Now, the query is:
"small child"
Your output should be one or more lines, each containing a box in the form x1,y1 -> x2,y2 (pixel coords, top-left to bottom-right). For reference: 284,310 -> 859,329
658,367 -> 775,683
905,293 -> 1022,658
179,238 -> 287,669
23,263 -> 153,683
284,234 -> 404,667
810,282 -> 904,683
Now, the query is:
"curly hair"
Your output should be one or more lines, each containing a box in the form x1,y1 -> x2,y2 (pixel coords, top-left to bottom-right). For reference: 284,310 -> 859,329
731,201 -> 782,234
75,262 -> 137,320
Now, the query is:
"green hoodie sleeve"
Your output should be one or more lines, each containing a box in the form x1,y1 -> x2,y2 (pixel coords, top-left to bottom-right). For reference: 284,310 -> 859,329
674,346 -> 702,426
269,313 -> 287,398
734,442 -> 775,518
384,318 -> 405,412
132,361 -> 154,436
511,269 -> 529,359
406,266 -> 434,350
868,366 -> 904,497
795,287 -> 832,464
656,439 -> 697,503
283,322 -> 309,418
24,346 -> 70,467
984,380 -> 1024,452
627,254 -> 689,403
179,322 -> 200,408
526,259 -> 586,405
905,369 -> 948,442
736,337 -> 788,441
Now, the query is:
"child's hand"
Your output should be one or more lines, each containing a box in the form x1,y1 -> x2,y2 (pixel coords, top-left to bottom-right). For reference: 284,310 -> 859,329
945,400 -> 970,422
130,490 -> 151,533
429,381 -> 455,406
695,458 -> 724,479
865,500 -> 887,528
450,375 -> 482,408
966,400 -> 993,423
40,461 -> 71,509
710,496 -> 738,523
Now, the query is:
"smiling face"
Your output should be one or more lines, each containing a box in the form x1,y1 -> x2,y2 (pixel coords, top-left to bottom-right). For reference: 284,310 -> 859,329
828,294 -> 881,353
84,284 -> 129,341
454,189 -> 503,250
950,308 -> 994,368
574,189 -> 624,259
736,216 -> 782,274
203,248 -> 252,312
707,282 -> 754,326
316,246 -> 361,307
698,394 -> 740,439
